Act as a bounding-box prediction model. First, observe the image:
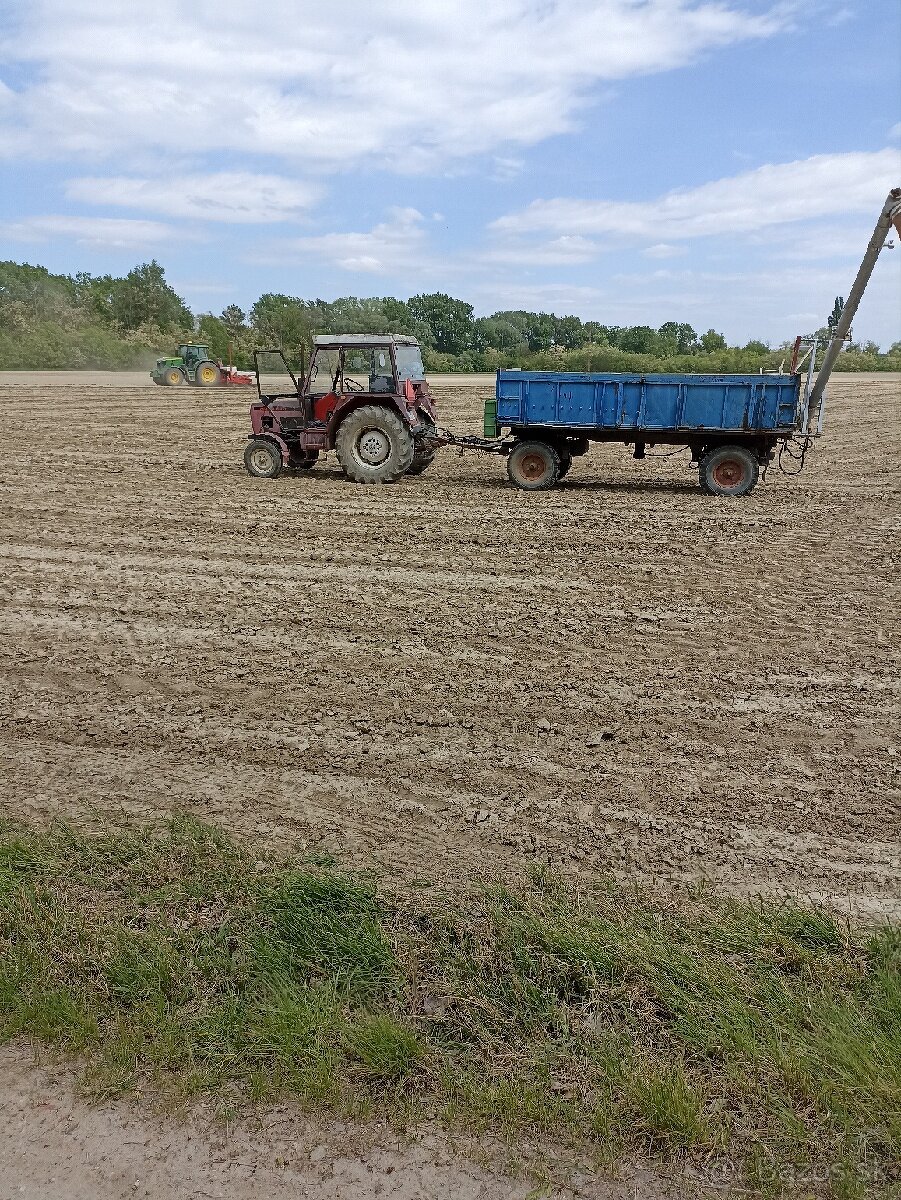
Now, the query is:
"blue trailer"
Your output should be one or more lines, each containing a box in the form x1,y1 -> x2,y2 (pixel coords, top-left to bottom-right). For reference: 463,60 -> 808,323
436,188 -> 899,498
481,367 -> 810,496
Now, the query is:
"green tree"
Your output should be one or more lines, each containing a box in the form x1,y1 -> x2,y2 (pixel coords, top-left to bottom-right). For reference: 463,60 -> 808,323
553,314 -> 584,350
699,329 -> 728,353
620,325 -> 659,354
408,292 -> 474,355
658,321 -> 698,355
0,260 -> 78,326
220,304 -> 246,338
107,261 -> 192,333
526,312 -> 557,352
250,293 -> 313,352
475,315 -> 525,352
581,321 -> 610,346
382,296 -> 412,327
198,314 -> 230,360
827,296 -> 844,336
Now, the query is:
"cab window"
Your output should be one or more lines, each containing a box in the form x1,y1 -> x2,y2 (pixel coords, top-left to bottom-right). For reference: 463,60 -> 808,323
308,349 -> 340,396
342,347 -> 395,393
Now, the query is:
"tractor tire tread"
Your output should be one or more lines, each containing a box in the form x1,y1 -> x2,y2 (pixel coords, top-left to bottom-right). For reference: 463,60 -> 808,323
336,405 -> 415,484
407,449 -> 436,476
194,361 -> 222,387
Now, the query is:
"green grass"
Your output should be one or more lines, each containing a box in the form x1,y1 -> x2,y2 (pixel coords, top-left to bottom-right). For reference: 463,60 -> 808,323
0,816 -> 897,1196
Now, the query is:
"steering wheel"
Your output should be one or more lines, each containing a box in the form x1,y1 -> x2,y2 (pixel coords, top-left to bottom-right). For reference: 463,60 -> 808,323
342,376 -> 364,392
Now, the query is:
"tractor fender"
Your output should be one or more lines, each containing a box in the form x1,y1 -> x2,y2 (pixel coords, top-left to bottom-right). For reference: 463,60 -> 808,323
250,431 -> 291,465
326,394 -> 417,446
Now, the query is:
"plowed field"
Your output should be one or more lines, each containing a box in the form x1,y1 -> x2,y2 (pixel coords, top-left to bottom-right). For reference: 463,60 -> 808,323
2,373 -> 899,915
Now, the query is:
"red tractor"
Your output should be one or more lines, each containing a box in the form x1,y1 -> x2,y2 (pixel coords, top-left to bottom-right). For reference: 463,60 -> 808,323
243,335 -> 439,484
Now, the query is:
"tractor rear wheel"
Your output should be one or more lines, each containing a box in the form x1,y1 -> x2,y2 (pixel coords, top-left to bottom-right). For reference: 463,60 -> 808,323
699,445 -> 759,497
407,448 -> 436,476
243,438 -> 284,479
164,367 -> 185,386
507,440 -> 561,490
194,361 -> 222,387
335,405 -> 414,484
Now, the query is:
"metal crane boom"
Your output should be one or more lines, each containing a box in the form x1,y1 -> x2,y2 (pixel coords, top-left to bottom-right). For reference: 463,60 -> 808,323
808,187 -> 901,413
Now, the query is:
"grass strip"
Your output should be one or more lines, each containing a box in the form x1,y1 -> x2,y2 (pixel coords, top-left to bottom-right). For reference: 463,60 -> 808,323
0,816 -> 897,1197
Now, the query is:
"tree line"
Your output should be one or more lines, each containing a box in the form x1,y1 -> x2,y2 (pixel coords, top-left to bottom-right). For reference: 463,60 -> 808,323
2,258 -> 898,373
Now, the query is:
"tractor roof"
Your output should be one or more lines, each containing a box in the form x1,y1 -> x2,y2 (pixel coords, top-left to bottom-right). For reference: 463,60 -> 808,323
312,334 -> 420,348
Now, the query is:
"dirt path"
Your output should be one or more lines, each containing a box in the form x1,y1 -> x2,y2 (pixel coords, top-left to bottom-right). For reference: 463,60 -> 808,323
0,1045 -> 674,1200
1,374 -> 899,915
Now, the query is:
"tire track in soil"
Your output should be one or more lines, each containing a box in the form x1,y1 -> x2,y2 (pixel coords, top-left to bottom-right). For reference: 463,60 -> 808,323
1,376 -> 899,914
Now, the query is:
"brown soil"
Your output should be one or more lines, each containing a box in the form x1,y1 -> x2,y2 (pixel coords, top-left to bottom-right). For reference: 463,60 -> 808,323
1,374 -> 899,915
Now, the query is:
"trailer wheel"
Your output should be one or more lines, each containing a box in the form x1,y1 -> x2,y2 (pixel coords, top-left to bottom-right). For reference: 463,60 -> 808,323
335,404 -> 414,484
194,361 -> 222,387
507,440 -> 561,490
699,445 -> 759,497
244,438 -> 284,479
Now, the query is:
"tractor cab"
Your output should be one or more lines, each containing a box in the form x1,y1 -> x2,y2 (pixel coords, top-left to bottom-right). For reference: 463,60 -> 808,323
180,343 -> 212,367
306,335 -> 428,401
253,335 -> 432,418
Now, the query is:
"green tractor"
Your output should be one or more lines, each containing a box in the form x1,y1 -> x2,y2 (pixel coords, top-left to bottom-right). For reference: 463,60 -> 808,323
151,343 -> 226,387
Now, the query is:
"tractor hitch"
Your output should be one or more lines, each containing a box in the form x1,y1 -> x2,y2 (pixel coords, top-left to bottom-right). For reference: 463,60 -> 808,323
425,427 -> 510,455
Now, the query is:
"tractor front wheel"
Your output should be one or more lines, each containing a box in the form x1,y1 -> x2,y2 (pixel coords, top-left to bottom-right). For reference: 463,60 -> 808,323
507,440 -> 561,490
163,367 -> 185,386
243,438 -> 284,479
699,445 -> 759,497
335,405 -> 414,484
194,361 -> 222,387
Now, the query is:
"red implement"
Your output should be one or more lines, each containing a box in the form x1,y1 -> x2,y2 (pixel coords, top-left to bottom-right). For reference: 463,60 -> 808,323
222,368 -> 255,386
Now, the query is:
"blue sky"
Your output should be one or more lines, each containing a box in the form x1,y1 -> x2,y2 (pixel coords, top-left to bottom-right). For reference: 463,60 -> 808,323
0,0 -> 899,346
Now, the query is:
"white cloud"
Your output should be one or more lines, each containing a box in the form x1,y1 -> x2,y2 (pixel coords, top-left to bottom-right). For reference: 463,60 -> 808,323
0,1 -> 790,169
469,282 -> 607,314
0,214 -> 191,248
484,235 -> 602,266
744,223 -> 880,262
889,123 -> 901,142
490,156 -> 526,182
492,149 -> 901,241
272,208 -> 429,274
643,243 -> 687,259
65,173 -> 321,223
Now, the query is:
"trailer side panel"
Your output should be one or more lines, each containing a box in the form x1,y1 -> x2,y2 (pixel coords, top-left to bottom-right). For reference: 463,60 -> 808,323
496,371 -> 800,435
